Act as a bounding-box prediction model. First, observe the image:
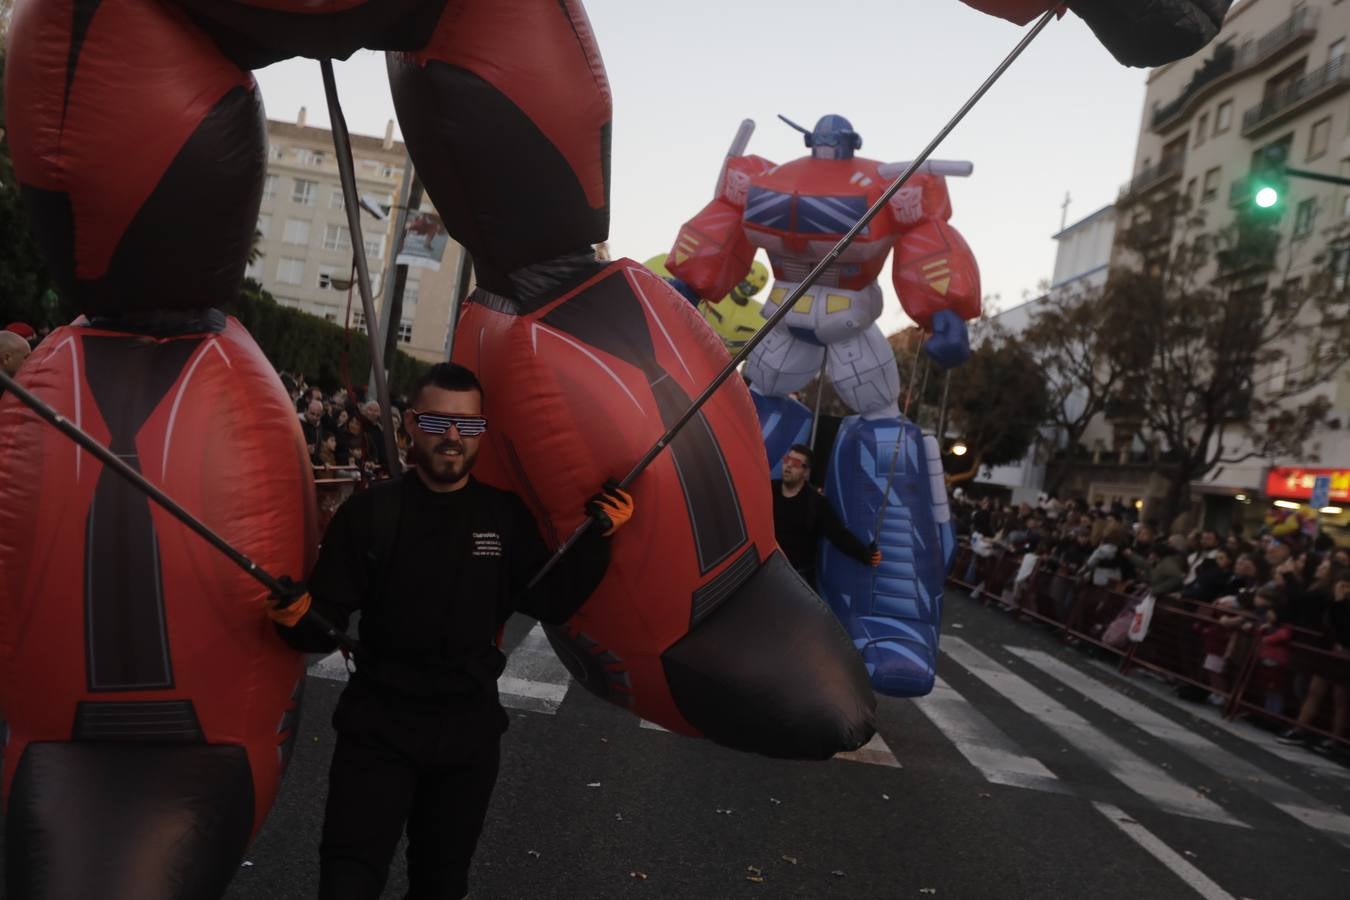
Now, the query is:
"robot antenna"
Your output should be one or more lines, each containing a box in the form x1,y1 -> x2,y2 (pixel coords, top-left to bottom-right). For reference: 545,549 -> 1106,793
776,114 -> 811,135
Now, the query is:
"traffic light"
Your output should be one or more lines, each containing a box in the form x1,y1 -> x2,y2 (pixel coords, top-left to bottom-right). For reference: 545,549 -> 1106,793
1249,143 -> 1289,215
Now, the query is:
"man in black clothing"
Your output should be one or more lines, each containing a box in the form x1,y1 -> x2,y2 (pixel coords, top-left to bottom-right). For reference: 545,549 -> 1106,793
772,444 -> 880,585
269,362 -> 634,900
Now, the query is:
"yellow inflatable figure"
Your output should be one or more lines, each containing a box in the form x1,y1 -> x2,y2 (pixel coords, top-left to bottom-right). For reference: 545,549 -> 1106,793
643,254 -> 769,352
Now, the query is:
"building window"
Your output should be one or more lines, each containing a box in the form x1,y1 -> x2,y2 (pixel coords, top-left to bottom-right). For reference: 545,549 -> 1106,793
1331,39 -> 1346,64
262,174 -> 278,201
382,165 -> 399,179
323,224 -> 351,252
1201,167 -> 1221,203
318,265 -> 339,289
397,321 -> 413,344
1184,177 -> 1198,207
1307,117 -> 1331,160
1195,113 -> 1208,146
292,179 -> 317,206
256,213 -> 271,239
1331,245 -> 1350,291
1214,100 -> 1232,135
363,236 -> 384,260
324,312 -> 338,323
273,296 -> 300,309
294,148 -> 326,166
1293,198 -> 1317,238
403,283 -> 420,307
330,190 -> 346,211
1343,194 -> 1350,219
277,258 -> 306,285
283,218 -> 311,246
268,145 -> 284,162
352,311 -> 366,333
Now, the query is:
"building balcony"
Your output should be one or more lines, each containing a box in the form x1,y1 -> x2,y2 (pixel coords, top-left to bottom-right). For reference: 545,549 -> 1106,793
1242,56 -> 1350,137
1151,7 -> 1319,133
1119,153 -> 1186,202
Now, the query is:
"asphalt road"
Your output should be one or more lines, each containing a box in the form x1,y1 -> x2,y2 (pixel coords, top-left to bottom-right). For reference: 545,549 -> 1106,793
5,589 -> 1350,898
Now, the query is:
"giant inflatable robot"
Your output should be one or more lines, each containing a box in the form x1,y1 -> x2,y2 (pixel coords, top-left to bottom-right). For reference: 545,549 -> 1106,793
669,115 -> 980,698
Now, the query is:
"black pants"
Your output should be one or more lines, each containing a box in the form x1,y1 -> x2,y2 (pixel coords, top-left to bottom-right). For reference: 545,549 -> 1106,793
318,688 -> 502,900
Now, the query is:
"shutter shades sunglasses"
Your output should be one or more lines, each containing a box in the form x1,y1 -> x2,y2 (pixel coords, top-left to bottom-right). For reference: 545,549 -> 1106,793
409,410 -> 488,437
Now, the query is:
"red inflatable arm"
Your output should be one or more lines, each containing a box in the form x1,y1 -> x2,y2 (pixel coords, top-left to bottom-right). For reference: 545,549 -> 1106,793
889,175 -> 980,330
666,154 -> 775,301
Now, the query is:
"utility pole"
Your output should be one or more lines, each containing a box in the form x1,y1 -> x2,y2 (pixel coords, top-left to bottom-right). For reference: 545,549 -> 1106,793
369,153 -> 419,400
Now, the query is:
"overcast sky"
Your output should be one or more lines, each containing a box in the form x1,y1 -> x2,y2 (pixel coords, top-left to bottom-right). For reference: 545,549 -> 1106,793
254,0 -> 1150,333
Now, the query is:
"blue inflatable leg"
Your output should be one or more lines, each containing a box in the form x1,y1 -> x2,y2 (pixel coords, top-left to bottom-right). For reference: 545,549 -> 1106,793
817,416 -> 951,697
751,390 -> 813,479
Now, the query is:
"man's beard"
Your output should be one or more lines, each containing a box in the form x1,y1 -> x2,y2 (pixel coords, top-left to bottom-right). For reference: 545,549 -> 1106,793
416,438 -> 477,484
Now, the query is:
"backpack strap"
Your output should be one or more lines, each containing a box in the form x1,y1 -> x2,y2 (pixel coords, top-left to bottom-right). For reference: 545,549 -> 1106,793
365,479 -> 403,584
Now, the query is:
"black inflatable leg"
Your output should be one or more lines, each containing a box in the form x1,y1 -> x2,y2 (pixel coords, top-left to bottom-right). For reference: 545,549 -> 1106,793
661,552 -> 877,760
5,743 -> 254,900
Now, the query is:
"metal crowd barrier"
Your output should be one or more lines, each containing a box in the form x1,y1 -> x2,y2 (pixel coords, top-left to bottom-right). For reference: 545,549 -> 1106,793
948,542 -> 1349,752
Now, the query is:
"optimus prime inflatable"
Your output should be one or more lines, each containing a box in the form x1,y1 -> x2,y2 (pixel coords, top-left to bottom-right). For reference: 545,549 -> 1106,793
0,0 -> 1236,897
669,115 -> 980,698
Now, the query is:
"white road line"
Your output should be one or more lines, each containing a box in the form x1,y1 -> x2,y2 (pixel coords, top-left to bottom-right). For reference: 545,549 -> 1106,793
498,624 -> 573,714
1087,657 -> 1350,787
309,651 -> 351,683
941,637 -> 1246,828
836,732 -> 902,768
911,676 -> 1066,793
1013,647 -> 1350,847
1093,803 -> 1236,900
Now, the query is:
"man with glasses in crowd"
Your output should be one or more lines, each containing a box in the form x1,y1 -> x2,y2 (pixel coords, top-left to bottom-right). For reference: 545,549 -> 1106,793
773,444 -> 880,586
268,362 -> 634,900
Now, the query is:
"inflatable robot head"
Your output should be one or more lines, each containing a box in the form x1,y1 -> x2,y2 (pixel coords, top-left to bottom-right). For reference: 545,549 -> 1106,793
730,261 -> 770,305
779,113 -> 862,160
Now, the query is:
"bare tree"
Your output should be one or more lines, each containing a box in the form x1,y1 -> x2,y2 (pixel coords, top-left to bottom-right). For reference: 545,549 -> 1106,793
1105,205 -> 1350,524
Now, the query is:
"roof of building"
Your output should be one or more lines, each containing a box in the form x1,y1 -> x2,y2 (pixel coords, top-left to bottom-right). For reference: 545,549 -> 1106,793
1050,203 -> 1115,241
266,119 -> 404,157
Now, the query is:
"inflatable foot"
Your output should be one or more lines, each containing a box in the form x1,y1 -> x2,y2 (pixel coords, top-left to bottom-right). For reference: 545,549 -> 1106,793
5,743 -> 254,900
750,391 -> 813,478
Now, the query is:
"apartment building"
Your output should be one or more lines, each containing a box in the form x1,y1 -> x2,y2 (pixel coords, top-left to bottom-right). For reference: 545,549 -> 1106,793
1111,0 -> 1350,533
251,109 -> 470,363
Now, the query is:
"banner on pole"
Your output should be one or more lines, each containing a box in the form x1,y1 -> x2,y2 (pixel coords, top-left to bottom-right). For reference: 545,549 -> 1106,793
397,210 -> 449,271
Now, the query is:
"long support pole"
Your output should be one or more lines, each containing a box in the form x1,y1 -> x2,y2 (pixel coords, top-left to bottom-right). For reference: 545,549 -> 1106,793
808,356 -> 829,450
0,368 -> 358,654
526,9 -> 1057,589
321,59 -> 400,478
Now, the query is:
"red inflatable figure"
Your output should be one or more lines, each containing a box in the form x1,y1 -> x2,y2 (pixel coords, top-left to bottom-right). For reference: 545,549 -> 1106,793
0,3 -> 874,898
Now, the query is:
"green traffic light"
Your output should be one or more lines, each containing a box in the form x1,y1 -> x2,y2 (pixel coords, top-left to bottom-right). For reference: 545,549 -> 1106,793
1255,186 -> 1279,209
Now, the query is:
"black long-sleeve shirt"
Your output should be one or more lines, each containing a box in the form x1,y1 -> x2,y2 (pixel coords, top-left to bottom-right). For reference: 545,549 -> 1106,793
281,475 -> 609,707
771,480 -> 871,583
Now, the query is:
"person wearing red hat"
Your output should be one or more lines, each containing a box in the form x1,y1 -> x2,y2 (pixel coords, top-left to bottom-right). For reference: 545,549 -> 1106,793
4,322 -> 36,343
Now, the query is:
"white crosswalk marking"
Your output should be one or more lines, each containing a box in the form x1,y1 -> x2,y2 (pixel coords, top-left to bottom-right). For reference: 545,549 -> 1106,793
1093,803 -> 1236,900
498,624 -> 573,714
836,732 -> 902,768
309,651 -> 351,683
1085,658 -> 1350,787
912,676 -> 1065,793
940,637 -> 1246,828
1011,647 -> 1350,847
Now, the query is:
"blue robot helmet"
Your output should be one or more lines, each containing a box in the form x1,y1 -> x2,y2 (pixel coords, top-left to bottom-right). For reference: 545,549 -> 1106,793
777,113 -> 862,159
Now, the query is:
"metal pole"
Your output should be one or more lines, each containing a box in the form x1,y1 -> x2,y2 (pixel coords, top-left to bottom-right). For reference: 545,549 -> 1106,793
808,356 -> 829,450
0,368 -> 358,654
372,149 -> 417,392
525,9 -> 1058,589
321,59 -> 400,478
935,369 -> 953,443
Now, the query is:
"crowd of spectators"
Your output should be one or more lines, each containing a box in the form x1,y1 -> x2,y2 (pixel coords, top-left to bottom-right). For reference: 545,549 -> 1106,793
951,491 -> 1350,757
281,373 -> 411,478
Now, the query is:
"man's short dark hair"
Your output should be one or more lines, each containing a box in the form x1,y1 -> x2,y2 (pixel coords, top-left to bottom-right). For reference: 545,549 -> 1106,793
788,444 -> 814,468
409,363 -> 483,408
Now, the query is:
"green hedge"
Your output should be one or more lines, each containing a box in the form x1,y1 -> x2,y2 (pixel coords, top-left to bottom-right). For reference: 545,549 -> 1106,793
224,280 -> 431,398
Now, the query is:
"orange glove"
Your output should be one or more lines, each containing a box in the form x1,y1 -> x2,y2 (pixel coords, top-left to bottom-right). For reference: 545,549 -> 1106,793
869,543 -> 882,567
586,482 -> 635,537
266,576 -> 313,628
